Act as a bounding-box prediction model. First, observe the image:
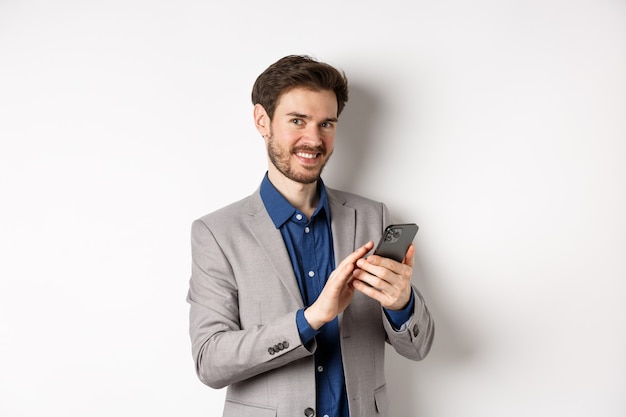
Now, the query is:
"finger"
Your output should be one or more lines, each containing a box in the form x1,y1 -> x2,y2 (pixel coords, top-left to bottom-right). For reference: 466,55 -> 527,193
340,241 -> 375,269
403,244 -> 415,268
329,241 -> 375,284
352,268 -> 390,293
352,241 -> 375,259
352,278 -> 388,304
359,256 -> 402,284
368,253 -> 410,272
353,272 -> 411,310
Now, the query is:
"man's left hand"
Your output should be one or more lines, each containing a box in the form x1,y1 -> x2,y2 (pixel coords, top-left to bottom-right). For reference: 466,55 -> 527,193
351,244 -> 415,310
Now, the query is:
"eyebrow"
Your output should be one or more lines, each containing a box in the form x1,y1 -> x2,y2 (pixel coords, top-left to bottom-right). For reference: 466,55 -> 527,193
287,112 -> 338,123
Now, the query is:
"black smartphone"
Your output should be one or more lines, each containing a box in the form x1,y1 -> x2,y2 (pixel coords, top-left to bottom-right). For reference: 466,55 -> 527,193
373,223 -> 419,262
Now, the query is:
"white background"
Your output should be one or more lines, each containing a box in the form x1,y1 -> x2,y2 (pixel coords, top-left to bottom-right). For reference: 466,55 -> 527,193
1,1 -> 625,416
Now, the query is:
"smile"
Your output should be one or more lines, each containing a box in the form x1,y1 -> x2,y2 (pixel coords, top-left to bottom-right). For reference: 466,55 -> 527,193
295,151 -> 319,159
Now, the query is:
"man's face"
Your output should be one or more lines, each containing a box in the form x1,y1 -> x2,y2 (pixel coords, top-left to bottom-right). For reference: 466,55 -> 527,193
256,87 -> 338,185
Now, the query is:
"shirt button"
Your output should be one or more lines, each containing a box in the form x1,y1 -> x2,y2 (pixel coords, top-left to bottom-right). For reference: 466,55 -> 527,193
304,226 -> 310,233
317,365 -> 324,372
296,214 -> 303,220
308,271 -> 315,278
323,414 -> 329,417
304,407 -> 315,417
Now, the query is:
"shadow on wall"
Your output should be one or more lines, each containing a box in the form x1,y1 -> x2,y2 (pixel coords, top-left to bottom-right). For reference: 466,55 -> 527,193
328,81 -> 478,415
386,246 -> 478,415
323,82 -> 380,191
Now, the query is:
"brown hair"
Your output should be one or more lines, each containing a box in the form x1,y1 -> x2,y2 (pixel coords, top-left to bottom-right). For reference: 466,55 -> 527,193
251,55 -> 349,120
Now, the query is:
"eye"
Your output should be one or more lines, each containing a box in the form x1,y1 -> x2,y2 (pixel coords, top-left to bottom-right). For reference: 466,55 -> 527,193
321,121 -> 334,129
291,118 -> 304,125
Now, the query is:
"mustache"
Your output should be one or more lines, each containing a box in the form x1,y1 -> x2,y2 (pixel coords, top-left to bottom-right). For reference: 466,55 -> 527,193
292,145 -> 326,154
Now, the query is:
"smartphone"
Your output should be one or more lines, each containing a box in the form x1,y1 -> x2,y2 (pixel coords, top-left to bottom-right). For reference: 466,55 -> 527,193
373,223 -> 419,262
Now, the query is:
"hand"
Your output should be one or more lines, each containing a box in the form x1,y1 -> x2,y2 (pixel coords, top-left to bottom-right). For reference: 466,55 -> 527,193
304,241 -> 375,330
352,244 -> 415,310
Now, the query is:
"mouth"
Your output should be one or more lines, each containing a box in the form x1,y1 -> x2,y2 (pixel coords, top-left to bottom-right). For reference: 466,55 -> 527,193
295,151 -> 320,160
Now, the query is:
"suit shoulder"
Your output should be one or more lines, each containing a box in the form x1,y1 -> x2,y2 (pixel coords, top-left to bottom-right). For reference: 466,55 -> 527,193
327,187 -> 385,208
194,192 -> 262,228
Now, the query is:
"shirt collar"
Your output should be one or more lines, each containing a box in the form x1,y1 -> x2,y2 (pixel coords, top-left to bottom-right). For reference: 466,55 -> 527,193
260,172 -> 330,229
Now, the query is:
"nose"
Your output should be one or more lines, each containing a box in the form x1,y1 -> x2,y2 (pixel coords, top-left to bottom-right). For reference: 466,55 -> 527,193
303,124 -> 323,143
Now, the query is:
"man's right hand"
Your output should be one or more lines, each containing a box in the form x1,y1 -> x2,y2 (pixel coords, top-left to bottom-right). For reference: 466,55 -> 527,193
304,241 -> 374,330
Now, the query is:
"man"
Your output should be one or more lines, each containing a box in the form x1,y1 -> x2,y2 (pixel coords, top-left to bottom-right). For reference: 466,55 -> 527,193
187,55 -> 434,417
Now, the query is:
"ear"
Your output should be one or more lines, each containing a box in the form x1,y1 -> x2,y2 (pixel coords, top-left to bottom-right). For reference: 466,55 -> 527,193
253,104 -> 270,137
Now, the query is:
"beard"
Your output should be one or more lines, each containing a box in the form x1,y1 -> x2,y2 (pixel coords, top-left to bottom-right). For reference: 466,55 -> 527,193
266,131 -> 332,185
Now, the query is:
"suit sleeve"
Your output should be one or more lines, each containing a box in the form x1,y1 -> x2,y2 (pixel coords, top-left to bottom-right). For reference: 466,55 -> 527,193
382,285 -> 434,360
187,218 -> 316,389
379,205 -> 435,360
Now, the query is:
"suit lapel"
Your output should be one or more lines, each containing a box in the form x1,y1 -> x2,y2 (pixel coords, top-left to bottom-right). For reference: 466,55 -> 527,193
327,188 -> 356,267
244,187 -> 359,309
246,191 -> 305,307
327,188 -> 359,331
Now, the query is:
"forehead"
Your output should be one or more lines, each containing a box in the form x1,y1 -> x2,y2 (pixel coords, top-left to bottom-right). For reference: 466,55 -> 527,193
275,87 -> 338,117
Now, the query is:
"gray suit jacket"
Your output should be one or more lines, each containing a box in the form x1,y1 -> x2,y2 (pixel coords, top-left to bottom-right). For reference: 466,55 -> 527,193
187,186 -> 434,417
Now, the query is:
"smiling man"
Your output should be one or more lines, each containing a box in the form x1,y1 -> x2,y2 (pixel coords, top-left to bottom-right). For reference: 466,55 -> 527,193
187,55 -> 434,417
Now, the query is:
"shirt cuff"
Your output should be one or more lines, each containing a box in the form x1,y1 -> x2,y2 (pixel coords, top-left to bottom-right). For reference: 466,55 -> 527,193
296,308 -> 319,345
383,291 -> 415,331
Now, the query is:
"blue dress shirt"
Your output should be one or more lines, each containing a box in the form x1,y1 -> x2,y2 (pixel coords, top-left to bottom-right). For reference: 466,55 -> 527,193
260,173 -> 414,417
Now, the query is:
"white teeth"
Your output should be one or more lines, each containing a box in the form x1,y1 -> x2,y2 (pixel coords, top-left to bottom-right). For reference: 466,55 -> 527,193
296,152 -> 316,159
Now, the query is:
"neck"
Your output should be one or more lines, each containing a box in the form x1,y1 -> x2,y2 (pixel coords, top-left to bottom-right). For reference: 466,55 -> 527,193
267,170 -> 319,219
